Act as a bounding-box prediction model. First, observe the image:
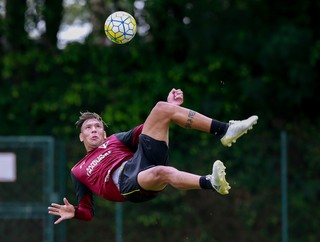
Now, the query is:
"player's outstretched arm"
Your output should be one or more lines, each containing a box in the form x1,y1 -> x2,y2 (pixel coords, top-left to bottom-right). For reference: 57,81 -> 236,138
48,197 -> 75,224
167,88 -> 183,106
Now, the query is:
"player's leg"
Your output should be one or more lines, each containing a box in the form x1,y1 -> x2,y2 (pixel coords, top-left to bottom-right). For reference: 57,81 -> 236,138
142,101 -> 224,143
137,160 -> 231,195
142,101 -> 258,147
137,166 -> 201,191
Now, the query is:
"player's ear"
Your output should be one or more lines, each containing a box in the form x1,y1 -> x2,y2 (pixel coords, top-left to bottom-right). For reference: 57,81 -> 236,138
79,133 -> 84,142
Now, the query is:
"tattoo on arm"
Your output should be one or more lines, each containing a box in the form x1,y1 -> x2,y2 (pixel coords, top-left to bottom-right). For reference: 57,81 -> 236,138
185,110 -> 196,128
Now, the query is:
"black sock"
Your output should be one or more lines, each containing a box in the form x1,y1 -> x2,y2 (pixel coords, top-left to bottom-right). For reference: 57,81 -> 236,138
199,176 -> 213,190
210,119 -> 229,139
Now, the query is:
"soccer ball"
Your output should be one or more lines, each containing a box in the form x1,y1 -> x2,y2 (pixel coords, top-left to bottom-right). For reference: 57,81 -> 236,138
104,11 -> 137,44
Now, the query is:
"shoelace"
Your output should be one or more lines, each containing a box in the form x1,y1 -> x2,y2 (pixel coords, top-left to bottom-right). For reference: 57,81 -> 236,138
229,120 -> 240,125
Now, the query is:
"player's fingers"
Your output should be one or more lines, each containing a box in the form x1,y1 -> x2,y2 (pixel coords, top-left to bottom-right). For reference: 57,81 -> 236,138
63,197 -> 70,206
54,218 -> 63,225
48,207 -> 60,213
50,203 -> 61,208
175,94 -> 183,99
48,211 -> 60,216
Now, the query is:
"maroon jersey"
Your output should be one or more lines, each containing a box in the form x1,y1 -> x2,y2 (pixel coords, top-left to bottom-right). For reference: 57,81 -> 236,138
71,124 -> 143,221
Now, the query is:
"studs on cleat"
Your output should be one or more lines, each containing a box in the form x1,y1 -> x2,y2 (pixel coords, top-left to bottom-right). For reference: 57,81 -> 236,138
211,160 -> 231,195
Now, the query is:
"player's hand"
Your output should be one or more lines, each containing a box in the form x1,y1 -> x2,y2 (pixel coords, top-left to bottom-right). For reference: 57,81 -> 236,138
167,88 -> 184,106
48,197 -> 75,224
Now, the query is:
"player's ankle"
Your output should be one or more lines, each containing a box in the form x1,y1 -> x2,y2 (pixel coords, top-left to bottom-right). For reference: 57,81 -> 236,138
199,176 -> 213,190
210,119 -> 229,138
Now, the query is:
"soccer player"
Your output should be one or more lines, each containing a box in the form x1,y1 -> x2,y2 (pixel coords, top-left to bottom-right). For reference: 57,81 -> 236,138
48,88 -> 258,224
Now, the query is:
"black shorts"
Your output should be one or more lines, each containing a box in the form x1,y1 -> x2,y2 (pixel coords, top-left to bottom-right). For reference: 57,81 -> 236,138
119,134 -> 169,203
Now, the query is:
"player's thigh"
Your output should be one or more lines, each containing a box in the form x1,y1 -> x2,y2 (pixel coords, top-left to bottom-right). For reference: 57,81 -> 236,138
137,166 -> 176,191
142,102 -> 173,142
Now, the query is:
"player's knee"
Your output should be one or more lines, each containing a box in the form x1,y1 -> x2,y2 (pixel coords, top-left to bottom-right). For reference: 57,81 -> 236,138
152,101 -> 174,116
152,166 -> 177,183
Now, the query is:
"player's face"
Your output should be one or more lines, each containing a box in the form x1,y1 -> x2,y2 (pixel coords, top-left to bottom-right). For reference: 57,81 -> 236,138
80,118 -> 106,151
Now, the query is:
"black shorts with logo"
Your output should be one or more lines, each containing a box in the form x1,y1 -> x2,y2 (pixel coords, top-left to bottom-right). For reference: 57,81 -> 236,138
119,134 -> 169,203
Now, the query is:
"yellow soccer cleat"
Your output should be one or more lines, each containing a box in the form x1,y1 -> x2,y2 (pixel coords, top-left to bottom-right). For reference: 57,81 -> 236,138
209,160 -> 231,195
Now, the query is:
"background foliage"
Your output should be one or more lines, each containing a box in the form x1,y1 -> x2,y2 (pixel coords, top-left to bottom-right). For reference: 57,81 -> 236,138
0,0 -> 319,242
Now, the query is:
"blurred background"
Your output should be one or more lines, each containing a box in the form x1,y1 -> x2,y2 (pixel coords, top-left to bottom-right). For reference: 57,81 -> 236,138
0,0 -> 319,242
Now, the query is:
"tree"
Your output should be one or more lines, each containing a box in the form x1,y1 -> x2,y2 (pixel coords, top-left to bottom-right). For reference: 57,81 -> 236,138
0,0 -> 319,241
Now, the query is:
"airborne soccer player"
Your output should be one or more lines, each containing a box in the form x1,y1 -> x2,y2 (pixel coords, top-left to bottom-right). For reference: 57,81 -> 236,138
48,88 -> 258,224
